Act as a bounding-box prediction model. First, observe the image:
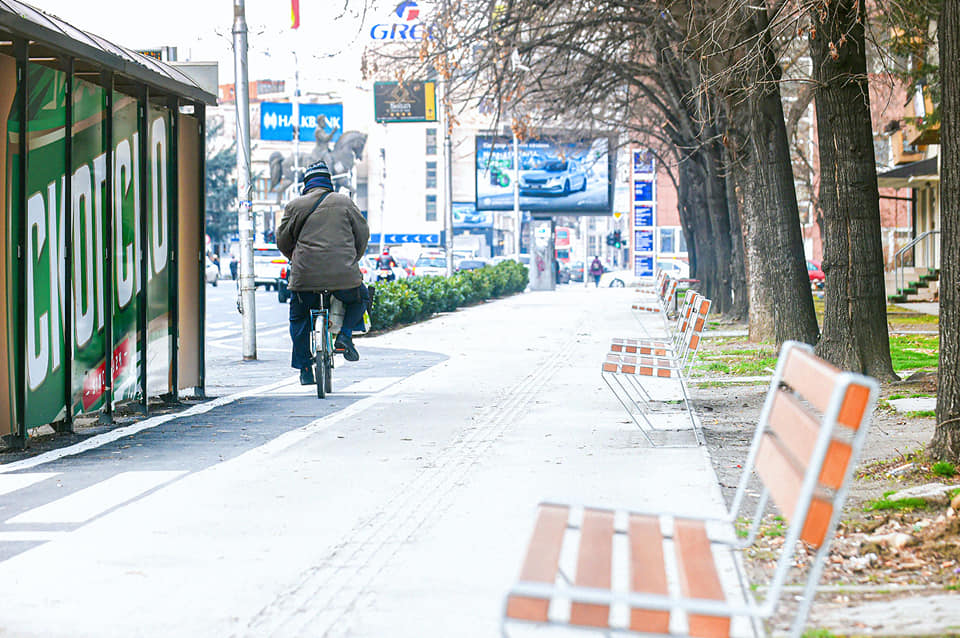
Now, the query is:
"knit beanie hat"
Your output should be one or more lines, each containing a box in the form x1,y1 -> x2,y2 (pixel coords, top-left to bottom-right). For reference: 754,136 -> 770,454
303,161 -> 334,192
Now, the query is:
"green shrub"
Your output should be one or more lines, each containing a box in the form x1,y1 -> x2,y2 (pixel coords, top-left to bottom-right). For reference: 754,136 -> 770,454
367,261 -> 527,333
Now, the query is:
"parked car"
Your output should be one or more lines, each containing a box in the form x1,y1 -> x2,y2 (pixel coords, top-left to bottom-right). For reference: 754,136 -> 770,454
657,258 -> 690,280
456,259 -> 488,272
566,261 -> 585,282
598,269 -> 639,288
205,256 -> 220,286
253,244 -> 288,290
807,260 -> 825,288
415,251 -> 448,277
519,159 -> 588,196
277,265 -> 290,303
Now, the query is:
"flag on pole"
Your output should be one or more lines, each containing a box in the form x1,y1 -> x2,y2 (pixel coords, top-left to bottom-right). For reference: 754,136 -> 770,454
291,0 -> 300,29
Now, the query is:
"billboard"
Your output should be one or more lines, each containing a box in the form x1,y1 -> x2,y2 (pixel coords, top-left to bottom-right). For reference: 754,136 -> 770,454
373,81 -> 437,123
260,102 -> 343,142
452,202 -> 493,229
475,134 -> 612,213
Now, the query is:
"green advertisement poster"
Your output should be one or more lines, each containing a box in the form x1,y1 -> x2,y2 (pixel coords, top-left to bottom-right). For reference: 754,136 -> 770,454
7,65 -> 173,427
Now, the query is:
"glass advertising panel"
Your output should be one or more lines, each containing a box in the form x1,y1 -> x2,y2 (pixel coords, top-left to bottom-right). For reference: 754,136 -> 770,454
19,64 -> 68,426
1,53 -> 21,430
146,103 -> 172,397
111,89 -> 141,403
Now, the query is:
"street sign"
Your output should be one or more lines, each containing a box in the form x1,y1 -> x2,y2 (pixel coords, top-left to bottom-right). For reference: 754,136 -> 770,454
369,233 -> 441,244
373,81 -> 437,123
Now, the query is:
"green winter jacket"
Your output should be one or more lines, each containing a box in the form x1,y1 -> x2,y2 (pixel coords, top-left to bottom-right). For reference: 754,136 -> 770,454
277,188 -> 369,291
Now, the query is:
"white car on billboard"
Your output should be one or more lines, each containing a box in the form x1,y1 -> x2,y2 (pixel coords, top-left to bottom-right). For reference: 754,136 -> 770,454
519,159 -> 588,196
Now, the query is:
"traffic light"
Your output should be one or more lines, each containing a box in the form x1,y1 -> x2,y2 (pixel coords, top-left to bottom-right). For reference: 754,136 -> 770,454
612,230 -> 622,249
606,232 -> 615,247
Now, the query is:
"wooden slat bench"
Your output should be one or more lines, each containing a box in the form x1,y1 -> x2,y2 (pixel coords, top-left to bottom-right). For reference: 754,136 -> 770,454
632,277 -> 677,316
603,295 -> 712,446
612,290 -> 701,358
503,341 -> 878,638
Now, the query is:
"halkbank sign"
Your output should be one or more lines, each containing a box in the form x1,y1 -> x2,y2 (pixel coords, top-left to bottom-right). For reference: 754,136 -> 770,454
3,61 -> 179,430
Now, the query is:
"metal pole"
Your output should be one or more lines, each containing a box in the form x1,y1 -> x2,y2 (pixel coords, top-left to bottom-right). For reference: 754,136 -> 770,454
234,0 -> 257,360
292,52 -> 300,182
443,82 -> 454,276
512,131 -> 521,256
582,216 -> 590,288
378,134 -> 386,256
100,71 -> 114,423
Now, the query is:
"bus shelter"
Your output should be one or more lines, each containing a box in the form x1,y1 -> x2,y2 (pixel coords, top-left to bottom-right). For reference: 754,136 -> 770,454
0,2 -> 217,448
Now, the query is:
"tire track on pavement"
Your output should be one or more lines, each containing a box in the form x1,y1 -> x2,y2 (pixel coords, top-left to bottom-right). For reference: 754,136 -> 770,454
237,324 -> 582,638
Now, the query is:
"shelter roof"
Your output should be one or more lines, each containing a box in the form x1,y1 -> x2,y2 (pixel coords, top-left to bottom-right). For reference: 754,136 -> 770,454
0,0 -> 216,105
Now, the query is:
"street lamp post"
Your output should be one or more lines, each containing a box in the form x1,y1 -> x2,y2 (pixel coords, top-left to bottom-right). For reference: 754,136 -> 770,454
233,0 -> 256,359
513,131 -> 521,256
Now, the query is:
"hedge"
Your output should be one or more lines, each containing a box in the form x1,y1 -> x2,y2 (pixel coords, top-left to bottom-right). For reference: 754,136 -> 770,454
368,260 -> 529,331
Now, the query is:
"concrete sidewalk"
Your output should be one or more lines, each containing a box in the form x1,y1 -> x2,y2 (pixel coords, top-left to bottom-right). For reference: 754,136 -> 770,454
0,287 -> 729,637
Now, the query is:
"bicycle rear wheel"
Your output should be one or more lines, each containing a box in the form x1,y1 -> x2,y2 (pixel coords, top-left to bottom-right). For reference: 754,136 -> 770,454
324,353 -> 333,394
315,355 -> 325,398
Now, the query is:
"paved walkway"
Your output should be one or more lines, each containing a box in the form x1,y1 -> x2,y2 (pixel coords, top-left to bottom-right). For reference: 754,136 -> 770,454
0,287 -> 728,637
2,286 -> 956,636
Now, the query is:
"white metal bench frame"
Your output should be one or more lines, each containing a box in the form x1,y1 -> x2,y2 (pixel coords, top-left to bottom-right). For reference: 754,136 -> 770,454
503,341 -> 879,638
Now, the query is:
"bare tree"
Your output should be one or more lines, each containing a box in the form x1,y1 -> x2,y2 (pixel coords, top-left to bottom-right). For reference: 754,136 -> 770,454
806,0 -> 897,378
367,1 -> 748,316
933,0 -> 959,462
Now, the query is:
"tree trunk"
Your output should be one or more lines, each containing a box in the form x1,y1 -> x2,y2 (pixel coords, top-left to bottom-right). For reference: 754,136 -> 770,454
727,83 -> 819,344
931,0 -> 960,462
679,159 -> 718,301
724,144 -> 749,321
808,0 -> 897,380
718,6 -> 819,345
699,140 -> 735,315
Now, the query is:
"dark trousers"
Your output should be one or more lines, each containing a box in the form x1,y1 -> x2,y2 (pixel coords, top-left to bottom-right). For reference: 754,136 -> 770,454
289,287 -> 364,370
592,274 -> 601,287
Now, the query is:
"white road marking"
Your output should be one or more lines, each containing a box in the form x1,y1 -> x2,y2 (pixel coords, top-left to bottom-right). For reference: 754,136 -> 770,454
6,471 -> 186,524
0,473 -> 59,496
339,377 -> 405,394
0,531 -> 66,542
0,374 -> 298,475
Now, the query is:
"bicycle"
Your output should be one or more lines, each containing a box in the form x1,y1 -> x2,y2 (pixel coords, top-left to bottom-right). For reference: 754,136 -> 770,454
309,293 -> 335,399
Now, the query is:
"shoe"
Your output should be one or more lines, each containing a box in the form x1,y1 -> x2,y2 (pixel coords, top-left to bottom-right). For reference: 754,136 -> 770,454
335,336 -> 360,362
299,366 -> 315,385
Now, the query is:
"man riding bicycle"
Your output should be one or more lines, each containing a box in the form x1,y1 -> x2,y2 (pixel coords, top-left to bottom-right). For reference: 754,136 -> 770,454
278,161 -> 369,385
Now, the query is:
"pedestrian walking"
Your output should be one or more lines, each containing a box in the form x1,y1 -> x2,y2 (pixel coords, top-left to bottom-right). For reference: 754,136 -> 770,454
589,256 -> 604,287
278,161 -> 370,385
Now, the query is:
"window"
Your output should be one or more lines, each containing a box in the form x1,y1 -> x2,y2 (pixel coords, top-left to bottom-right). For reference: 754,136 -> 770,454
660,228 -> 676,254
426,194 -> 437,221
426,161 -> 437,189
426,128 -> 437,155
658,228 -> 688,255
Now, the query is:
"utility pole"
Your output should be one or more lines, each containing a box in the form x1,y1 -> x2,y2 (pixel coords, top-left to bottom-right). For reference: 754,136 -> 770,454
513,131 -> 521,256
292,51 -> 300,182
442,82 -> 454,276
233,0 -> 256,359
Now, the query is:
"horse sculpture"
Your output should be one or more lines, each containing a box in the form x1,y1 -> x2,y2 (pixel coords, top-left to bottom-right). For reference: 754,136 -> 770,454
268,130 -> 367,200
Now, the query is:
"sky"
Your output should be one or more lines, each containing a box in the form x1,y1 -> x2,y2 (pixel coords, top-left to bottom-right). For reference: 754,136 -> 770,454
32,0 -> 395,91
